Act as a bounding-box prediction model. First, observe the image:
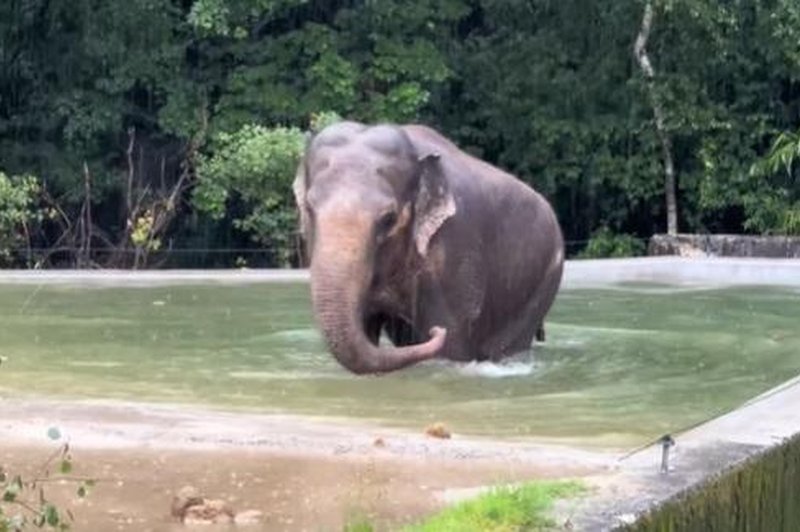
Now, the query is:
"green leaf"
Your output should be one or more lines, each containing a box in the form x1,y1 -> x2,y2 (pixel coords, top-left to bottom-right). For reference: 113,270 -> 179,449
43,503 -> 60,527
3,476 -> 22,503
60,460 -> 72,475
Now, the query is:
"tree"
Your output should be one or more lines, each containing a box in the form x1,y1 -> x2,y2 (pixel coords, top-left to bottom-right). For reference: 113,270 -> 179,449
2,0 -> 800,267
634,1 -> 678,235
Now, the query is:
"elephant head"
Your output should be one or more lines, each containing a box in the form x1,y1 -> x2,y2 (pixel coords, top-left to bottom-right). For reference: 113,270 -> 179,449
293,122 -> 453,374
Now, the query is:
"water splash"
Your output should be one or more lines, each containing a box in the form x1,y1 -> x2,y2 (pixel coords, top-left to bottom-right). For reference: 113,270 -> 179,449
455,357 -> 539,378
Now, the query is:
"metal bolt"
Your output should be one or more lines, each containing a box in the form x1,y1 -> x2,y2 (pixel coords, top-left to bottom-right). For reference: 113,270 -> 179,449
659,434 -> 675,474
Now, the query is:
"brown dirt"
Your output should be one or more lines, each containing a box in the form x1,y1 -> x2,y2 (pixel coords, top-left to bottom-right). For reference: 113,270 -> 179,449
2,443 -> 592,532
0,398 -> 612,531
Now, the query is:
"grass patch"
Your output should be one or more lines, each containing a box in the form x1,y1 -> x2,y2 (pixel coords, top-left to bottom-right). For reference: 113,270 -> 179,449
344,520 -> 376,532
404,480 -> 584,532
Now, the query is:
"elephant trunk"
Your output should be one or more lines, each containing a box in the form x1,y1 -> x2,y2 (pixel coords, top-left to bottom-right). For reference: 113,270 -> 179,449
310,222 -> 445,375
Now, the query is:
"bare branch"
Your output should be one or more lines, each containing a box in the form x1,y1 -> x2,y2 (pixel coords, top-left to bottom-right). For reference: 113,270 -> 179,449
79,161 -> 93,267
126,127 -> 136,216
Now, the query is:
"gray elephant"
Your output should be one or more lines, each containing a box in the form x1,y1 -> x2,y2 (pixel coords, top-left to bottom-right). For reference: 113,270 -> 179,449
293,121 -> 564,374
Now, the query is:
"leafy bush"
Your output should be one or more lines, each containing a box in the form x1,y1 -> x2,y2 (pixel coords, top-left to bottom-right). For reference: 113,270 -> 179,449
0,173 -> 40,266
578,227 -> 646,258
194,125 -> 306,266
748,131 -> 800,235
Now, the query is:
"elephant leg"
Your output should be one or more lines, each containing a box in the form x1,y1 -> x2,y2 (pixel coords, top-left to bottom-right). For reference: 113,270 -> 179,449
412,291 -> 476,361
481,284 -> 556,361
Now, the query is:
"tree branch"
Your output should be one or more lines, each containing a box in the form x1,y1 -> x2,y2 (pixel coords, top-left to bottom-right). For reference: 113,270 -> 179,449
79,161 -> 93,267
634,1 -> 678,235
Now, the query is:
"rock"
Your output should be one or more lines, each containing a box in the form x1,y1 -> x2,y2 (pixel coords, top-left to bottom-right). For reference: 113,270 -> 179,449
170,486 -> 204,519
425,422 -> 451,439
183,499 -> 235,525
373,437 -> 386,447
234,510 -> 264,525
648,233 -> 800,258
171,486 -> 235,525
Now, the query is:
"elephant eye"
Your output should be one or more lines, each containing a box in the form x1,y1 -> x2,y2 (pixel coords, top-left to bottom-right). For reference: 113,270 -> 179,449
377,211 -> 398,234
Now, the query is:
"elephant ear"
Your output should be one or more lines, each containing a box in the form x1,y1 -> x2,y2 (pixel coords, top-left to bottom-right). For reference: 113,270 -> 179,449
292,159 -> 309,235
413,152 -> 456,256
292,159 -> 313,265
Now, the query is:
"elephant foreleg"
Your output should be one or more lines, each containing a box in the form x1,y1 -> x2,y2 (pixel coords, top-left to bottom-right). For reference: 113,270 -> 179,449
481,292 -> 551,361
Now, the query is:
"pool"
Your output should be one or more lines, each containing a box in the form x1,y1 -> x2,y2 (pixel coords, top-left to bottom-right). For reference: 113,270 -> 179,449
1,274 -> 798,448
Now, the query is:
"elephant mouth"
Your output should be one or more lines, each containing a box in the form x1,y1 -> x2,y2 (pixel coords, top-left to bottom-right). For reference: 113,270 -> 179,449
363,312 -> 416,347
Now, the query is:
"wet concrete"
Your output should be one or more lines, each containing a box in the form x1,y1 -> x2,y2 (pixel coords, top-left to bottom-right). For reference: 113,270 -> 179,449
560,375 -> 800,530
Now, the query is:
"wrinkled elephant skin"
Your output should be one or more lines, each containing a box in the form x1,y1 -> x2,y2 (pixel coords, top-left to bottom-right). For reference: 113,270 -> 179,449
293,122 -> 564,374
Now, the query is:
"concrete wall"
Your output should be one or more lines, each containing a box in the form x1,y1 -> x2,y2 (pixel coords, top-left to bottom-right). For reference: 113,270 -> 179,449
564,257 -> 800,288
623,434 -> 800,532
2,257 -> 799,288
649,234 -> 800,258
567,375 -> 800,531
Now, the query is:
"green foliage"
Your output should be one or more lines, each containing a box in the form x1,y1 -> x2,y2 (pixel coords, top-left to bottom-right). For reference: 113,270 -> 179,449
0,173 -> 40,265
195,124 -> 306,265
0,429 -> 95,531
578,228 -> 647,259
310,111 -> 343,133
130,213 -> 162,251
343,519 -> 374,532
405,480 -> 584,532
748,130 -> 800,235
3,0 -> 800,267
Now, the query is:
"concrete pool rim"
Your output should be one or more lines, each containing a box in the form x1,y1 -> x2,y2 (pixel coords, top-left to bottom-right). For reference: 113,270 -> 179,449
0,256 -> 798,288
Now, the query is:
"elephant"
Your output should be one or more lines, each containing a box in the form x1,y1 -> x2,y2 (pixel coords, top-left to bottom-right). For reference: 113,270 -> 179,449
293,121 -> 564,374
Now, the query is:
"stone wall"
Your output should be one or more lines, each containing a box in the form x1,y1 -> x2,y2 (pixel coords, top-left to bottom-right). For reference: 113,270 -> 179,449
649,234 -> 800,258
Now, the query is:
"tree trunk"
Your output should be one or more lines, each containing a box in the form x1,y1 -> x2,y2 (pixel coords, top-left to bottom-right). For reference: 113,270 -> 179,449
634,1 -> 678,235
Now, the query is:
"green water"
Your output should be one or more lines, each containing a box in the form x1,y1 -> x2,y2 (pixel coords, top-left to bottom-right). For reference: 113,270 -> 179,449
1,282 -> 799,447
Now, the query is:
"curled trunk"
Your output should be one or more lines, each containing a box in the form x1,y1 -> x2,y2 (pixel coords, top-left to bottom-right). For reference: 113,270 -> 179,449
310,236 -> 445,374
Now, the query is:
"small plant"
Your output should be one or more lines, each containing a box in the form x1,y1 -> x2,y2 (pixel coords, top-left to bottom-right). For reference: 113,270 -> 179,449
0,429 -> 94,531
578,227 -> 646,259
343,519 -> 374,532
404,480 -> 584,532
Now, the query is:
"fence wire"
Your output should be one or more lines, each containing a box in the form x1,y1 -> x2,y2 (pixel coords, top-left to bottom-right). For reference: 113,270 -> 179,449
6,235 -> 800,269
